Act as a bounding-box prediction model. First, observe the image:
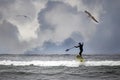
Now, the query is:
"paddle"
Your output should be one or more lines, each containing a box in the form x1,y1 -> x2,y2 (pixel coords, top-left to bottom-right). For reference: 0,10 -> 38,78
65,47 -> 75,52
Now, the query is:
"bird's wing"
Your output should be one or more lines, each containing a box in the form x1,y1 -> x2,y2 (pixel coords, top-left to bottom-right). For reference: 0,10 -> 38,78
84,10 -> 91,17
84,10 -> 99,23
91,16 -> 99,23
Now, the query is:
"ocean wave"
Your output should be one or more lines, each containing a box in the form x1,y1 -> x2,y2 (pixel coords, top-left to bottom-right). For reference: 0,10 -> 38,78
0,71 -> 34,75
0,60 -> 120,67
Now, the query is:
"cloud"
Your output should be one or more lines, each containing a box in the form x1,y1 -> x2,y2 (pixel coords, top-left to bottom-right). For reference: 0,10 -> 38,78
1,0 -> 119,54
38,1 -> 97,44
0,0 -> 42,53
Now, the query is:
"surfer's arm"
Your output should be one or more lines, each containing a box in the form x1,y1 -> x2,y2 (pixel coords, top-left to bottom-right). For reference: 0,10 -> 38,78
74,46 -> 79,48
82,42 -> 84,45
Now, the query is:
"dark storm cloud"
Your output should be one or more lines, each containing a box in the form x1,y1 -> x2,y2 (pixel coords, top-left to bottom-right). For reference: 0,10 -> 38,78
0,20 -> 18,46
26,38 -> 76,54
0,20 -> 22,53
43,38 -> 76,52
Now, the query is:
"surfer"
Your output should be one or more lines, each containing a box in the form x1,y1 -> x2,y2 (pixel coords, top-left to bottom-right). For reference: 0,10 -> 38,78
74,42 -> 84,57
65,42 -> 84,62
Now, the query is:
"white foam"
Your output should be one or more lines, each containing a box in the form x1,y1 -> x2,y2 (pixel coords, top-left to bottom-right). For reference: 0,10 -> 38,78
0,60 -> 120,67
84,61 -> 120,66
0,60 -> 80,67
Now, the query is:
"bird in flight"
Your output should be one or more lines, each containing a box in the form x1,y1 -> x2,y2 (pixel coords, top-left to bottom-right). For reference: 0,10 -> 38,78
16,15 -> 31,20
84,10 -> 99,23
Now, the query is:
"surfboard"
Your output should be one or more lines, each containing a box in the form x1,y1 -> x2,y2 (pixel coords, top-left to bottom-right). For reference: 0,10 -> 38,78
76,55 -> 84,62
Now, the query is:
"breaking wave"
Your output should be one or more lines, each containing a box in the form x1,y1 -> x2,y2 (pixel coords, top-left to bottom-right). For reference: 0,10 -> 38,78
0,60 -> 120,67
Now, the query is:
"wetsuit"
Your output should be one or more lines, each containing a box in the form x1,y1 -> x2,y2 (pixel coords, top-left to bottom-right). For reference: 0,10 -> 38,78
79,43 -> 83,57
75,43 -> 83,57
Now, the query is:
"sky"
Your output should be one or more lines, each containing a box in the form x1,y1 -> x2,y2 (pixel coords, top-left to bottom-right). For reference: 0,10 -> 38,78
0,0 -> 120,54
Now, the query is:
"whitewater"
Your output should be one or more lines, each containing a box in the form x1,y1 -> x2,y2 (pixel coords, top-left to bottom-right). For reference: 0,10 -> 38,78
0,60 -> 120,67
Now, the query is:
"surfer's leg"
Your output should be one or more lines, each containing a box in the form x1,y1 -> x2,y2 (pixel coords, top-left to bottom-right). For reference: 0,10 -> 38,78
79,50 -> 83,57
79,51 -> 82,57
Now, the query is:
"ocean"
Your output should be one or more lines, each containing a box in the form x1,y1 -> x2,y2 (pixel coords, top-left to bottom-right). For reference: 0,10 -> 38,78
0,54 -> 120,80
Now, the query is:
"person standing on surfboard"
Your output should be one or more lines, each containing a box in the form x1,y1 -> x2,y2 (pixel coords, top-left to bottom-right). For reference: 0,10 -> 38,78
74,42 -> 84,57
